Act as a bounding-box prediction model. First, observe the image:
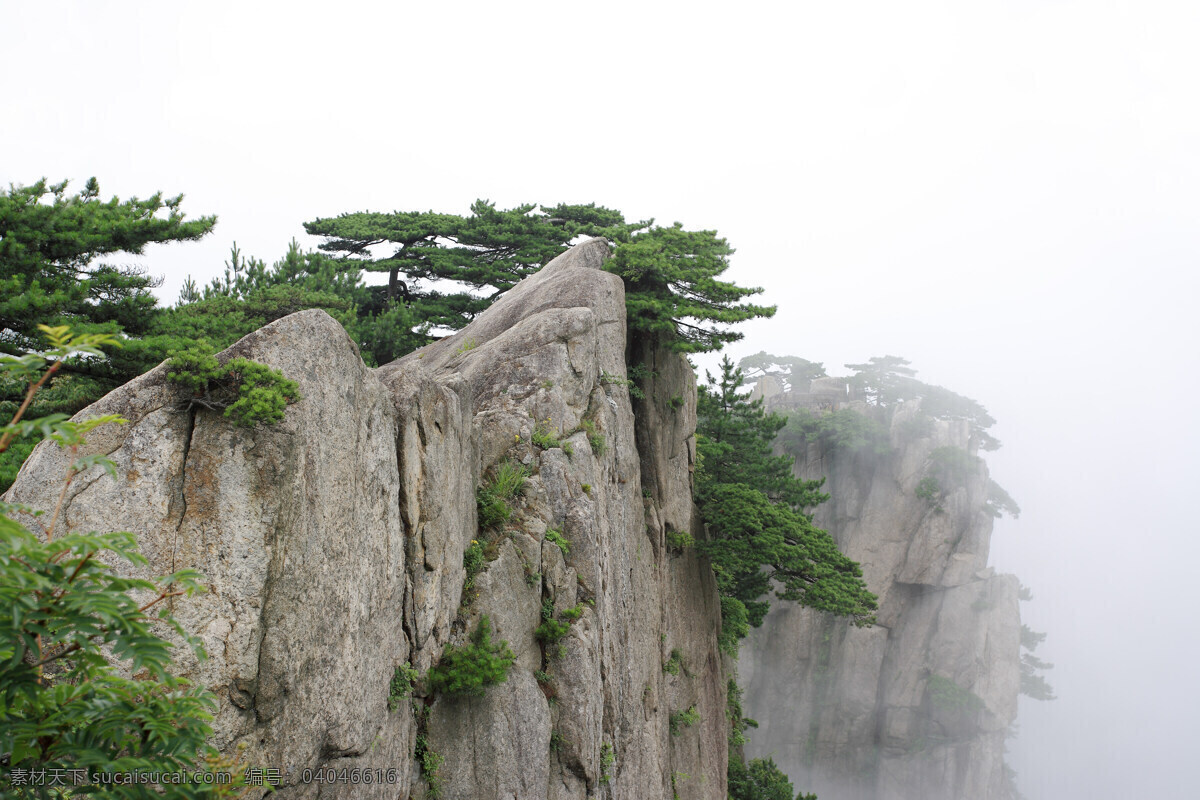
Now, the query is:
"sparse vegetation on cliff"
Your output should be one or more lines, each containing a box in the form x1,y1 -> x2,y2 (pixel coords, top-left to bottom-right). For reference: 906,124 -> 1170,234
426,614 -> 516,698
1019,623 -> 1056,701
476,459 -> 528,529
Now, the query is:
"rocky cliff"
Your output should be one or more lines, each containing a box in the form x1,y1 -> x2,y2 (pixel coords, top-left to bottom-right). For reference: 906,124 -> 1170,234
6,240 -> 728,799
740,381 -> 1020,800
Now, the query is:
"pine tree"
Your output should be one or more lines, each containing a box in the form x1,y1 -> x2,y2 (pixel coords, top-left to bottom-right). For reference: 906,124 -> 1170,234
303,201 -> 635,335
305,200 -> 775,354
606,223 -> 776,353
695,357 -> 877,633
0,178 -> 215,357
0,179 -> 217,489
736,351 -> 827,392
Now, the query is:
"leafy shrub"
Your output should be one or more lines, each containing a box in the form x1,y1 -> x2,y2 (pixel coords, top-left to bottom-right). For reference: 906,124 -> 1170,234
663,648 -> 684,676
476,460 -> 528,529
463,539 -> 486,590
725,678 -> 758,748
535,617 -> 571,645
897,413 -> 936,440
927,674 -> 984,711
426,615 -> 516,698
601,370 -> 645,400
545,527 -> 570,555
728,756 -> 805,800
665,528 -> 694,552
0,438 -> 35,494
669,705 -> 700,735
718,596 -> 750,658
536,599 -> 585,656
388,662 -> 420,710
915,476 -> 941,502
168,344 -> 300,427
576,418 -> 607,456
415,733 -> 445,798
599,742 -> 615,784
532,417 -> 564,450
929,446 -> 979,483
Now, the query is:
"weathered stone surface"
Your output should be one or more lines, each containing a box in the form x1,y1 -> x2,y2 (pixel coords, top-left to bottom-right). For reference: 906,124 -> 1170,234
8,239 -> 730,800
741,394 -> 1021,800
7,311 -> 410,799
381,238 -> 726,800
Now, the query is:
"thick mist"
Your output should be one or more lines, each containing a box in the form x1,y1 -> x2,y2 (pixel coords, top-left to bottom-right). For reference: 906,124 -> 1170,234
5,2 -> 1198,797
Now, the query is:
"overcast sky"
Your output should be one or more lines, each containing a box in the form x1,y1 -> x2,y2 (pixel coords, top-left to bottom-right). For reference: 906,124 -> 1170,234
5,2 -> 1198,797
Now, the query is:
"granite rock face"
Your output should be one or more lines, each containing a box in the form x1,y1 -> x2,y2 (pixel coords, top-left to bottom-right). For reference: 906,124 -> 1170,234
740,392 -> 1020,800
6,239 -> 727,799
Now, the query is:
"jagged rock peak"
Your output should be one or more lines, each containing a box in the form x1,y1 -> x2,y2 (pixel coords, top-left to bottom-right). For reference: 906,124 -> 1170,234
7,239 -> 728,799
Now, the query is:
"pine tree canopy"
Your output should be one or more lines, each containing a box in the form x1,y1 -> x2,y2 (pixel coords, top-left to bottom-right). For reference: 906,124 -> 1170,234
606,223 -> 776,353
303,200 -> 639,334
0,178 -> 215,356
736,351 -> 827,391
305,200 -> 773,353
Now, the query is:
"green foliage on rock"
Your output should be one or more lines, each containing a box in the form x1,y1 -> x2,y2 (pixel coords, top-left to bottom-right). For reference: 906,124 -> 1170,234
535,598 -> 584,654
0,326 -> 237,799
844,355 -> 1001,450
476,460 -> 528,529
695,357 -> 876,643
985,478 -> 1021,519
728,756 -> 813,800
928,446 -> 979,482
669,705 -> 700,735
168,347 -> 300,428
532,417 -> 565,450
780,407 -> 891,455
575,418 -> 606,455
927,674 -> 985,712
388,662 -> 420,711
599,741 -> 615,785
1019,623 -> 1056,701
425,615 -> 516,698
414,732 -> 445,799
699,357 -> 829,512
915,476 -> 942,506
307,200 -> 772,354
718,596 -> 751,658
607,223 -> 775,353
544,527 -> 570,555
0,179 -> 218,481
463,539 -> 487,591
725,678 -> 758,749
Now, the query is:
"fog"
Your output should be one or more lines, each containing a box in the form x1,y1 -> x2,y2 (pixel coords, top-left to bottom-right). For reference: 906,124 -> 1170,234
4,2 -> 1198,797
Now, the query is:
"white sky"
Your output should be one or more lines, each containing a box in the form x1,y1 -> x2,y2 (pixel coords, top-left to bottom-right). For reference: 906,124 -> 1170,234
4,2 -> 1199,797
